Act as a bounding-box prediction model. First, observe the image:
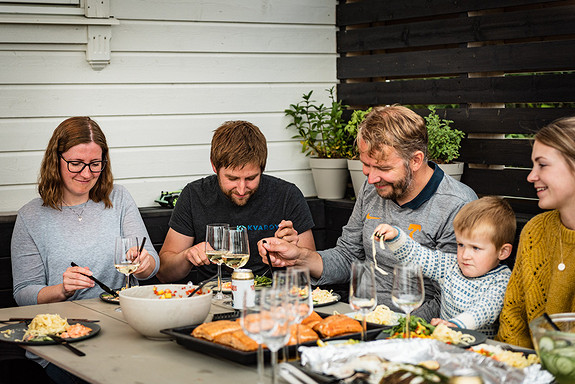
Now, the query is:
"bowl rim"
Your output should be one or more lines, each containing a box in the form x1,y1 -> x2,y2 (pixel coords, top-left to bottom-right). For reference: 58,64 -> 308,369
118,284 -> 212,300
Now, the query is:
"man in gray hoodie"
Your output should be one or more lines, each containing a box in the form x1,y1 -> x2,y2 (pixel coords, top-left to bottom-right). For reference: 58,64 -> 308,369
259,105 -> 477,321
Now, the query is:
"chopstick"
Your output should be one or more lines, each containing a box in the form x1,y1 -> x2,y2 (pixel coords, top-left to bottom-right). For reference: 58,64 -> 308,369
70,262 -> 119,297
262,240 -> 275,275
0,318 -> 99,323
48,334 -> 86,357
138,237 -> 147,254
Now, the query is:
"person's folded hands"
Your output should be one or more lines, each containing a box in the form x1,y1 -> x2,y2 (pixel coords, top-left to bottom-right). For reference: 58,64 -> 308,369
274,220 -> 299,245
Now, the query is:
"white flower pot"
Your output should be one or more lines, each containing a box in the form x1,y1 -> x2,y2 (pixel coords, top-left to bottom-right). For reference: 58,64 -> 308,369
347,159 -> 366,197
309,158 -> 349,199
438,162 -> 464,181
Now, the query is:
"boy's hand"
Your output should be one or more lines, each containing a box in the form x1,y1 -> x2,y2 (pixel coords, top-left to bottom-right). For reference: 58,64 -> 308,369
430,318 -> 457,328
373,224 -> 398,242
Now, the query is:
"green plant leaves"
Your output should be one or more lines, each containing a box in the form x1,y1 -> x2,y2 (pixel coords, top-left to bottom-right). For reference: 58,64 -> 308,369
425,106 -> 465,164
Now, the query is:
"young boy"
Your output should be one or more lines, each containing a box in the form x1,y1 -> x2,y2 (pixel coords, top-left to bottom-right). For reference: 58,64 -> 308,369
374,196 -> 516,338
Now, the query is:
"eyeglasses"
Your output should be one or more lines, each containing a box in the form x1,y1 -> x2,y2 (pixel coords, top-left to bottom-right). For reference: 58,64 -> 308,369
59,154 -> 107,173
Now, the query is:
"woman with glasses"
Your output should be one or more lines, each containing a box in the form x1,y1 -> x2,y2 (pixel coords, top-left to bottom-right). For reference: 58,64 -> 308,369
11,116 -> 159,306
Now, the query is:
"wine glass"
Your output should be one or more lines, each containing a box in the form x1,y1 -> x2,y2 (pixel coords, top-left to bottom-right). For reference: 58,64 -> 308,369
391,263 -> 425,339
224,226 -> 250,270
114,236 -> 141,290
272,270 -> 298,362
205,223 -> 229,301
240,289 -> 265,384
289,267 -> 313,358
349,260 -> 377,341
259,288 -> 290,384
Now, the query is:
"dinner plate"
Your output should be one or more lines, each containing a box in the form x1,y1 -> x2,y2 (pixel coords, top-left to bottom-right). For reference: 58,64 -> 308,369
313,293 -> 341,308
345,310 -> 403,326
376,327 -> 487,347
0,321 -> 101,345
99,289 -> 121,304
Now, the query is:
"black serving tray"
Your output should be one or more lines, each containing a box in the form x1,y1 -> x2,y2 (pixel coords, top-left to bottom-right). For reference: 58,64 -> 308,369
160,313 -> 386,365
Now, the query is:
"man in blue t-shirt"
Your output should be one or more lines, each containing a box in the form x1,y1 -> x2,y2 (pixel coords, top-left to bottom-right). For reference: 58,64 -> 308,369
157,121 -> 315,283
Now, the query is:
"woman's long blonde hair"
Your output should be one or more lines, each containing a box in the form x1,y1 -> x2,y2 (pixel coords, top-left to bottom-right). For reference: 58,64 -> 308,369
535,116 -> 575,172
38,117 -> 113,209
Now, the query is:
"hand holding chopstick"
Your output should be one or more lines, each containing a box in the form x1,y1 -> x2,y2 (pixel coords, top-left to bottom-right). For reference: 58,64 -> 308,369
70,262 -> 118,297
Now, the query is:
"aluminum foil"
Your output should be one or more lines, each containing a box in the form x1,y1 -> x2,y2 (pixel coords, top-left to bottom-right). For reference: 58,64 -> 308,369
299,339 -> 554,384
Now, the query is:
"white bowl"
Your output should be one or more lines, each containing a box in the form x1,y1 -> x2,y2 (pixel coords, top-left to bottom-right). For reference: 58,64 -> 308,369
119,284 -> 212,340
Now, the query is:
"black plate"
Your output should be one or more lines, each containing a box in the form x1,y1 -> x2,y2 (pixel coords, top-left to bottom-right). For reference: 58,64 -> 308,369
376,327 -> 487,347
161,315 -> 385,365
99,289 -> 122,304
0,321 -> 101,345
313,293 -> 341,308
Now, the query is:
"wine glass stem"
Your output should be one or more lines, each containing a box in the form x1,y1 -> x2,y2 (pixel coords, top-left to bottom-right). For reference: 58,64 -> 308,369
216,263 -> 223,300
256,344 -> 264,384
295,324 -> 301,360
125,274 -> 130,290
271,350 -> 279,384
405,312 -> 411,339
362,316 -> 367,341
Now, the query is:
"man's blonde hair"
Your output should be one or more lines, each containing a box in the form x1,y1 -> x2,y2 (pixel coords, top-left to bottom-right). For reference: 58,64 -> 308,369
357,105 -> 428,163
453,196 -> 516,249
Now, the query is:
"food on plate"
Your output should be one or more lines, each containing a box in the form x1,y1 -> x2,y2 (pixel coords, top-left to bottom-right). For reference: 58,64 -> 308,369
59,323 -> 92,339
153,285 -> 209,299
22,314 -> 92,341
322,355 -> 447,383
254,275 -> 272,287
311,287 -> 338,305
287,324 -> 319,345
348,304 -> 400,325
469,343 -> 540,368
313,314 -> 363,338
214,329 -> 258,352
221,281 -> 232,291
191,320 -> 242,341
385,316 -> 476,345
301,311 -> 322,328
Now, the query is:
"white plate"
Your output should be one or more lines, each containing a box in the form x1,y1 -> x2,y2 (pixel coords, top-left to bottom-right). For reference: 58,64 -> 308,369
345,309 -> 404,326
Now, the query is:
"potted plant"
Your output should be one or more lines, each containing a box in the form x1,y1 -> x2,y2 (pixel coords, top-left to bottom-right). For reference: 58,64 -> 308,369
424,105 -> 466,180
344,107 -> 371,197
285,87 -> 352,199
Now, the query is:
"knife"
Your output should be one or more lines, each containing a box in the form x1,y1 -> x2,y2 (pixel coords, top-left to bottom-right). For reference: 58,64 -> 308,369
48,334 -> 86,357
71,262 -> 119,297
1,318 -> 99,323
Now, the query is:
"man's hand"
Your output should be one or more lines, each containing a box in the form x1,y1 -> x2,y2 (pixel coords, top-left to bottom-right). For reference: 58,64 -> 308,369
182,241 -> 211,266
274,220 -> 299,245
133,248 -> 154,279
258,237 -> 302,268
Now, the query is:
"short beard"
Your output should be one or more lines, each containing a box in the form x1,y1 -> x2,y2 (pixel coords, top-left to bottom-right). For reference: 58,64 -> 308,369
375,162 -> 414,201
219,181 -> 258,207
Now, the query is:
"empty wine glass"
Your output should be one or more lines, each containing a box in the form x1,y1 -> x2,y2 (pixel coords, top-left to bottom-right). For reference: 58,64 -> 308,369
205,223 -> 229,301
259,288 -> 290,384
114,236 -> 141,290
349,260 -> 377,341
240,289 -> 265,384
391,263 -> 425,339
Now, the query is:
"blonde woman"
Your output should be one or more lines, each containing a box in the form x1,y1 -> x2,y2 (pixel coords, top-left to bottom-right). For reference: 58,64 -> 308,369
497,116 -> 575,348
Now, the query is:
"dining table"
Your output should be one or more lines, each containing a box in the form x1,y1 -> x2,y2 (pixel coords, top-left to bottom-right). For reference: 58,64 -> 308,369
0,297 -> 538,384
0,297 -> 355,384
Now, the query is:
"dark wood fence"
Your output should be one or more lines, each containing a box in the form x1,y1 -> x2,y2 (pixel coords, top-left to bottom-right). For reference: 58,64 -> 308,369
337,0 -> 575,215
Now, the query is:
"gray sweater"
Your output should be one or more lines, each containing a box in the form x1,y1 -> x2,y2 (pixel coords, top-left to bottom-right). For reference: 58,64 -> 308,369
11,184 -> 159,306
316,164 -> 477,321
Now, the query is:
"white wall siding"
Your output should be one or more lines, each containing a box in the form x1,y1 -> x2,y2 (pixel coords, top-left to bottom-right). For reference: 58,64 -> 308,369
0,0 -> 337,213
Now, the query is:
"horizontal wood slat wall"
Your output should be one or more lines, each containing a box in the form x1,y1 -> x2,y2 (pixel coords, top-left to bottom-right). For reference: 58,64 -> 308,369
337,0 -> 575,214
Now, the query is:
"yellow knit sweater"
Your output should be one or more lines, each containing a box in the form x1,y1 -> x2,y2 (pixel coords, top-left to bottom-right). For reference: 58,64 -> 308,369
496,210 -> 575,348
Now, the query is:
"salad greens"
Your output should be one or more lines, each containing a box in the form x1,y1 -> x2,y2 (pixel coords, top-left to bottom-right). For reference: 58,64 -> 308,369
383,316 -> 436,338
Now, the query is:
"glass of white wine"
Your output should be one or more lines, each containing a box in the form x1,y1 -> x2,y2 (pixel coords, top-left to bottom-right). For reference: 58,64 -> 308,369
391,263 -> 425,339
114,236 -> 141,290
224,226 -> 250,270
205,223 -> 230,301
349,260 -> 377,341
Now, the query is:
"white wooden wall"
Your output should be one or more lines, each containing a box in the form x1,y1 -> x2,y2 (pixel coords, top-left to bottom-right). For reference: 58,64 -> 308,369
0,0 -> 337,213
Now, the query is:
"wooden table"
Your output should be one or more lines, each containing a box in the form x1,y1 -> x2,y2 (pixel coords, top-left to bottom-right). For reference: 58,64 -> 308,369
0,298 -> 351,384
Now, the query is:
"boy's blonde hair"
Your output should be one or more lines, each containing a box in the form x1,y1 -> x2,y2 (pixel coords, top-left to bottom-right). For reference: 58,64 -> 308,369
453,196 -> 516,249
